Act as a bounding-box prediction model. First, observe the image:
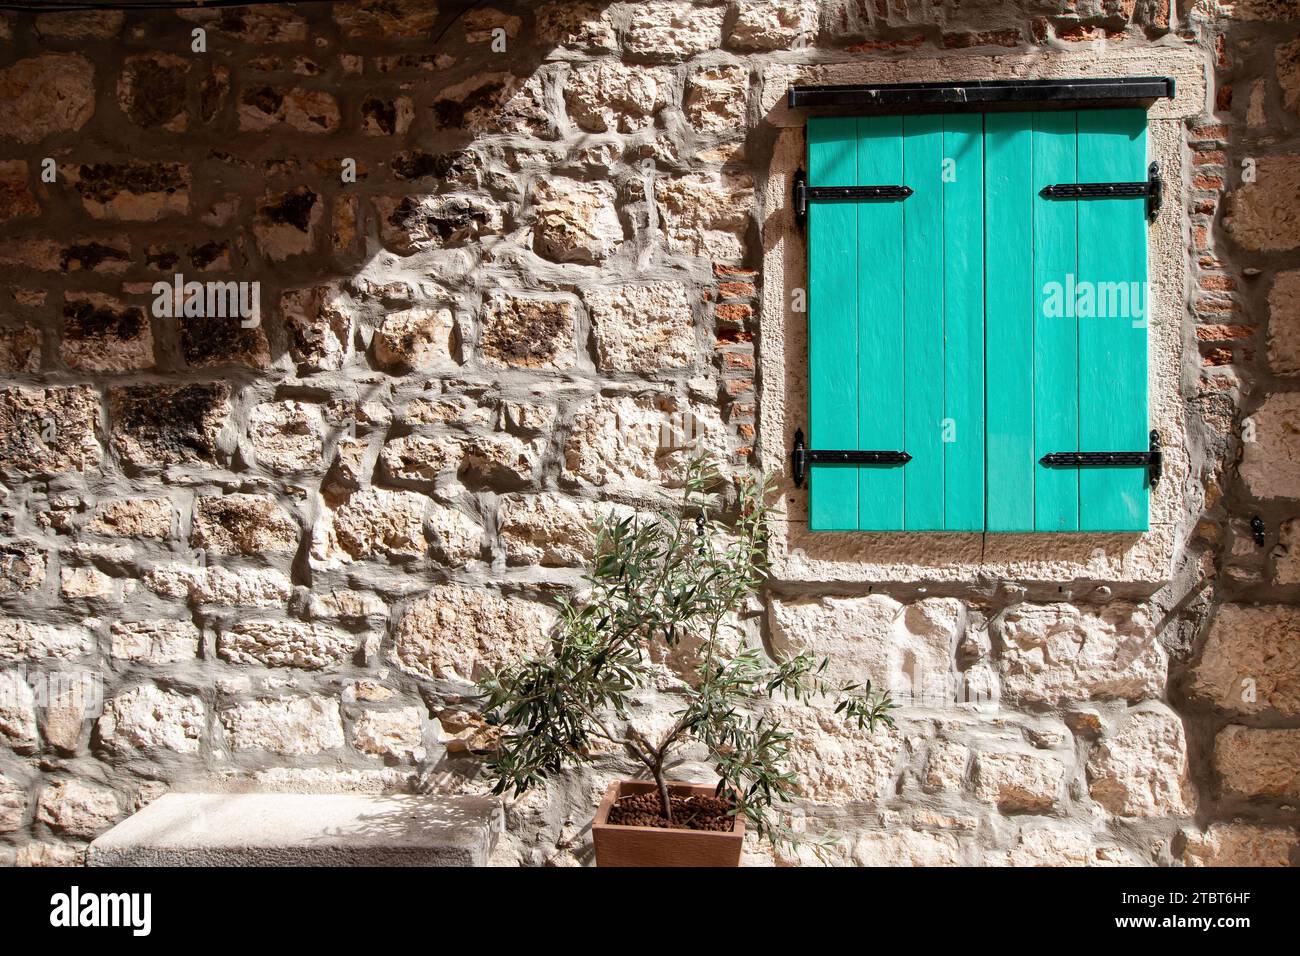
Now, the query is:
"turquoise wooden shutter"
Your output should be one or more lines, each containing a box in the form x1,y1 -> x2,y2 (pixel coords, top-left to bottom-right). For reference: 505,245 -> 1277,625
1076,110 -> 1150,532
806,109 -> 1150,533
806,115 -> 985,531
985,109 -> 1150,532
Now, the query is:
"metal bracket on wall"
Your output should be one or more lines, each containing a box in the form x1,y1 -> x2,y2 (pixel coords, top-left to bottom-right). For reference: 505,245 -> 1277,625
792,168 -> 912,230
791,428 -> 912,488
1040,161 -> 1162,222
1251,515 -> 1266,547
1039,429 -> 1163,487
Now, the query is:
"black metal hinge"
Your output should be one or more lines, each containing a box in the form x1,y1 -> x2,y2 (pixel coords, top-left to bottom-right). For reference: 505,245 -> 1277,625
1041,161 -> 1162,222
1039,430 -> 1163,486
792,428 -> 911,487
793,168 -> 912,230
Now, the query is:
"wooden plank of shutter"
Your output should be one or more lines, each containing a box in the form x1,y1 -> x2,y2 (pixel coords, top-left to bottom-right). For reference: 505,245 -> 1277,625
855,117 -> 906,530
984,112 -> 1035,532
1032,111 -> 1081,531
942,115 -> 985,531
1076,109 -> 1149,532
902,114 -> 945,531
807,118 -> 860,530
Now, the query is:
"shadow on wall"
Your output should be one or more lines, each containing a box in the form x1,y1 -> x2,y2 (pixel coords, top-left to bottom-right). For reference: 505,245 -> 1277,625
0,0 -> 774,863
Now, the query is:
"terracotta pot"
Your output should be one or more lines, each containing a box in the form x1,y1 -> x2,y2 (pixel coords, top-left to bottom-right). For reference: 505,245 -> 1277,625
591,779 -> 744,867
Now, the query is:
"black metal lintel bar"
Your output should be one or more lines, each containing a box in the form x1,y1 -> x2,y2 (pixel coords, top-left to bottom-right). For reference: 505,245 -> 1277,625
787,76 -> 1175,114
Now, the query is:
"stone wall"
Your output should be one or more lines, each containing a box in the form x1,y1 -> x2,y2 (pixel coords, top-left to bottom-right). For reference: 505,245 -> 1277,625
0,0 -> 1296,867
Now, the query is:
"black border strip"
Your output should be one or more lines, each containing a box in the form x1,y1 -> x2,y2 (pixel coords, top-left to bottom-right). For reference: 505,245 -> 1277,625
787,76 -> 1176,113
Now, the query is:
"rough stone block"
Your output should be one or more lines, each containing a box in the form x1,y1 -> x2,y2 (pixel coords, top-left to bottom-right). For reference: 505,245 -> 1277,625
375,194 -> 499,253
392,584 -> 553,684
333,0 -> 440,39
238,86 -> 340,133
0,620 -> 94,661
536,2 -> 617,51
313,487 -> 428,564
727,0 -> 816,51
0,773 -> 26,832
480,294 -> 575,370
373,306 -> 456,369
532,179 -> 622,263
499,493 -> 622,567
0,543 -> 45,596
248,400 -> 323,472
993,603 -> 1166,704
110,383 -> 229,468
1195,604 -> 1300,715
88,498 -> 172,538
37,780 -> 120,838
685,64 -> 749,133
973,750 -> 1067,812
0,385 -> 102,475
656,171 -> 753,259
110,620 -> 199,663
97,685 -> 205,754
192,494 -> 298,555
1214,725 -> 1300,799
426,504 -> 483,565
0,160 -> 40,222
769,593 -> 960,698
850,829 -> 964,866
623,1 -> 724,60
1087,704 -> 1194,817
351,707 -> 424,759
563,394 -> 727,492
772,702 -> 903,803
565,62 -> 668,133
0,669 -> 38,751
0,325 -> 40,372
178,314 -> 271,370
66,161 -> 189,220
1268,270 -> 1300,375
281,284 -> 352,371
588,282 -> 697,372
0,54 -> 95,144
253,187 -> 320,260
1226,156 -> 1300,251
1182,823 -> 1299,866
1241,392 -> 1300,499
178,7 -> 306,43
144,564 -> 291,608
221,696 -> 345,755
60,294 -> 154,373
218,620 -> 355,670
119,53 -> 189,131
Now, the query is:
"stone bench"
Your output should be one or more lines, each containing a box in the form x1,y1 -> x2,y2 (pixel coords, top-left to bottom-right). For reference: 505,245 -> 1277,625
87,793 -> 503,867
